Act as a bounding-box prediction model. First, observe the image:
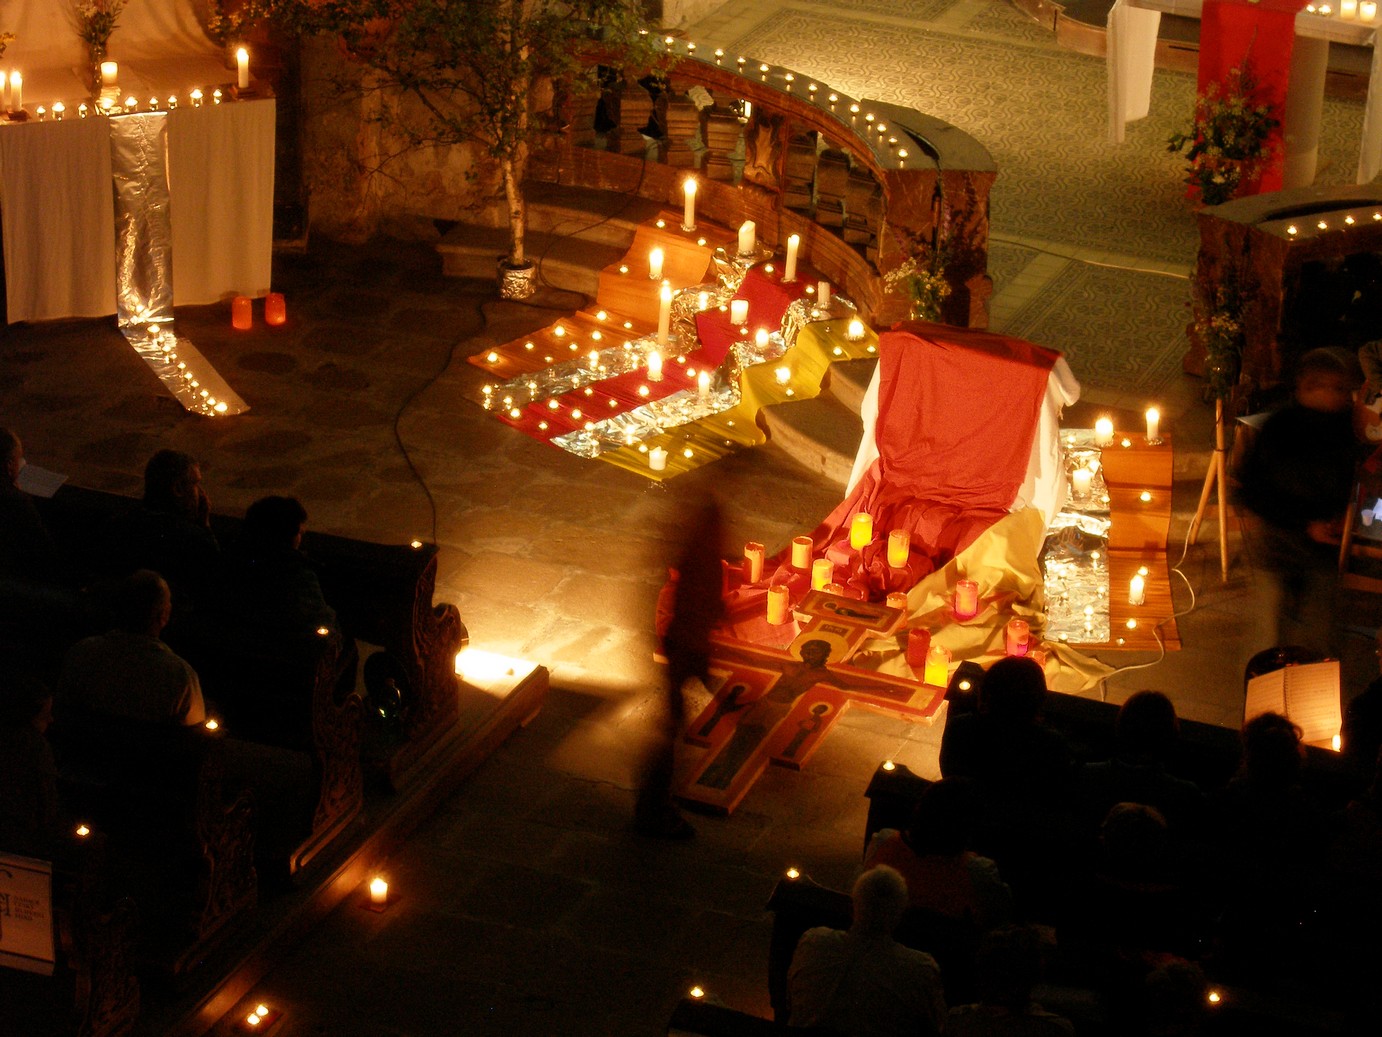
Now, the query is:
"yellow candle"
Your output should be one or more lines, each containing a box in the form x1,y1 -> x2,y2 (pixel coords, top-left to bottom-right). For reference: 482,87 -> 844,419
818,281 -> 831,310
649,446 -> 668,471
1094,417 -> 1114,447
887,529 -> 910,568
791,535 -> 813,569
767,584 -> 790,625
1005,618 -> 1030,657
649,247 -> 665,280
849,512 -> 873,550
954,579 -> 979,619
811,558 -> 833,590
1363,0 -> 1377,19
923,644 -> 950,687
100,60 -> 118,88
1343,0 -> 1359,15
697,371 -> 710,400
743,542 -> 765,583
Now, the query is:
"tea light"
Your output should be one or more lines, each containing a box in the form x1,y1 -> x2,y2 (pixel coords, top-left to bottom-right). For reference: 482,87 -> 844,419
850,512 -> 873,550
730,299 -> 749,325
923,643 -> 950,687
824,582 -> 846,595
887,529 -> 910,568
649,247 -> 664,280
818,281 -> 831,310
784,234 -> 800,282
100,60 -> 118,88
758,328 -> 772,350
682,178 -> 697,231
237,46 -> 250,90
647,349 -> 663,381
738,220 -> 757,255
847,318 -> 865,341
649,446 -> 668,471
1094,417 -> 1114,446
1145,407 -> 1161,444
1005,618 -> 1030,657
767,584 -> 790,625
791,535 -> 813,569
369,877 -> 388,904
744,542 -> 765,582
190,87 -> 203,107
811,558 -> 833,590
954,579 -> 980,619
265,292 -> 286,326
886,591 -> 909,611
1071,467 -> 1092,497
1129,574 -> 1146,605
231,295 -> 253,330
657,283 -> 672,345
52,101 -> 65,120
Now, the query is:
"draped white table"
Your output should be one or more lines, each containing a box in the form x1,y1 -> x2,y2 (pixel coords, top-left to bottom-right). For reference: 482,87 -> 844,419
1107,0 -> 1382,187
0,99 -> 275,323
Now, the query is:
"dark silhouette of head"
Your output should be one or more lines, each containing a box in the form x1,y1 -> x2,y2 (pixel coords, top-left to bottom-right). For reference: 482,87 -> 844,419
243,496 -> 308,554
1116,690 -> 1180,762
1294,347 -> 1360,413
851,865 -> 909,938
143,449 -> 202,517
979,656 -> 1047,723
115,569 -> 172,636
1241,711 -> 1303,787
1099,801 -> 1169,880
904,778 -> 977,856
975,925 -> 1045,1011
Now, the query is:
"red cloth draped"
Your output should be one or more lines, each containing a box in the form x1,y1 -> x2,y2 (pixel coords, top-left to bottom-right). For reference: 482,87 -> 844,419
695,265 -> 809,363
723,323 -> 1059,620
1197,0 -> 1308,196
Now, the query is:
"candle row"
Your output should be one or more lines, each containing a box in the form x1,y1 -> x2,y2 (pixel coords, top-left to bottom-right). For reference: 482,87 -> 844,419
1306,1 -> 1377,19
1092,408 -> 1161,446
1,47 -> 250,116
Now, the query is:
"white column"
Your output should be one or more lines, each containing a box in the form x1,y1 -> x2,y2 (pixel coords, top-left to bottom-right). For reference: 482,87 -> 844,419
1283,35 -> 1330,189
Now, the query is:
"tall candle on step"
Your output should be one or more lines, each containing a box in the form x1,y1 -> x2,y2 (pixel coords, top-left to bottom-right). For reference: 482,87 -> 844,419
1129,573 -> 1146,606
818,281 -> 831,310
697,371 -> 710,400
850,512 -> 873,550
657,284 -> 672,346
730,300 -> 749,325
811,558 -> 833,591
1094,417 -> 1114,447
1145,407 -> 1160,444
923,643 -> 950,687
767,584 -> 790,625
791,535 -> 813,569
649,247 -> 664,280
236,47 -> 250,90
954,579 -> 979,620
9,71 -> 20,111
682,178 -> 697,231
744,542 -> 765,582
887,529 -> 910,568
1005,618 -> 1030,657
738,220 -> 756,256
784,234 -> 800,282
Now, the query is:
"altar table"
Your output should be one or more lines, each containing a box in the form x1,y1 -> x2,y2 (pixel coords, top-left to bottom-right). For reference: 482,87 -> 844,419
1107,0 -> 1382,187
0,99 -> 275,324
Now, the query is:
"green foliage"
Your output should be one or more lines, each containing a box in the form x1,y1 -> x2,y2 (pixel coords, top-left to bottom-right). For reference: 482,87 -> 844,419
1167,65 -> 1279,207
1192,276 -> 1248,402
884,253 -> 950,322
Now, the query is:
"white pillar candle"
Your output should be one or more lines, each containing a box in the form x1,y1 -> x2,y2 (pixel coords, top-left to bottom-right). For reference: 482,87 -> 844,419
730,299 -> 749,325
101,61 -> 118,88
697,291 -> 709,310
738,220 -> 756,255
887,529 -> 910,568
1343,0 -> 1359,15
1129,574 -> 1146,606
791,535 -> 813,569
1094,417 -> 1114,447
10,71 -> 21,112
1363,0 -> 1377,19
784,234 -> 800,282
954,579 -> 980,619
682,178 -> 697,230
847,318 -> 865,341
237,47 -> 250,90
369,877 -> 389,904
811,558 -> 833,591
849,512 -> 873,550
1145,407 -> 1161,443
697,371 -> 710,400
818,281 -> 831,310
743,542 -> 765,583
767,584 -> 790,625
649,247 -> 664,280
657,284 -> 672,345
647,349 -> 663,381
649,446 -> 668,471
1071,468 -> 1092,497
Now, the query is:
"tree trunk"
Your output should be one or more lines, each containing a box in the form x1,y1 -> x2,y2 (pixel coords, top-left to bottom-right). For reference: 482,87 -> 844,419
502,150 -> 527,268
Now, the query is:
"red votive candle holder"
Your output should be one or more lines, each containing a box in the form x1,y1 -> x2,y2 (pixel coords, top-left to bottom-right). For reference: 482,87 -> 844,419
905,627 -> 931,669
264,292 -> 286,326
1005,618 -> 1030,657
231,295 -> 253,330
954,579 -> 980,620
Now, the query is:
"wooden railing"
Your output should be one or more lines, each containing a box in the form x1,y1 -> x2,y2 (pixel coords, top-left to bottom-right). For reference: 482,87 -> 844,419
531,51 -> 997,328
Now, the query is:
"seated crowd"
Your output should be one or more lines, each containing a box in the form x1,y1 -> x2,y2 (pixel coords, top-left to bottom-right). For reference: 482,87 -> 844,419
783,658 -> 1382,1036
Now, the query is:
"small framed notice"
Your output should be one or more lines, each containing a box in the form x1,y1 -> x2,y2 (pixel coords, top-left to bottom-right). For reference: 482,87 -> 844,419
1244,659 -> 1342,749
0,852 -> 56,976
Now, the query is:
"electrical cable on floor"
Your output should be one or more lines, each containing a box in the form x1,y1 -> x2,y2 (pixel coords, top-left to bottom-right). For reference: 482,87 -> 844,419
391,321 -> 465,548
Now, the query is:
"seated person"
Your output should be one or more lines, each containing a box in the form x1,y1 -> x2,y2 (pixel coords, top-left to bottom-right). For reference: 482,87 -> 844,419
0,675 -> 61,857
56,570 -> 206,727
946,926 -> 1074,1037
106,449 -> 219,620
788,865 -> 946,1037
865,778 -> 1012,931
0,427 -> 62,586
1077,690 -> 1204,838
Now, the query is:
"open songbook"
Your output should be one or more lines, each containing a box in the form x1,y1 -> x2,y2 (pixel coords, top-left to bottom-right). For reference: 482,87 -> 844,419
1244,660 -> 1342,750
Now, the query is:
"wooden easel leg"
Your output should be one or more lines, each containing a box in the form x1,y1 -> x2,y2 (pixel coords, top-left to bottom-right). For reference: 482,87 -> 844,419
1186,400 -> 1232,582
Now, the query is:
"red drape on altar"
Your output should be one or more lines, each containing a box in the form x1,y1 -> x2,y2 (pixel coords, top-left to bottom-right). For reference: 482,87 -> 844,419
1197,0 -> 1308,196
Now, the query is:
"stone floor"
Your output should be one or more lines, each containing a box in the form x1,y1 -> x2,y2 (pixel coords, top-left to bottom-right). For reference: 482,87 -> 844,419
4,2 -> 1381,1035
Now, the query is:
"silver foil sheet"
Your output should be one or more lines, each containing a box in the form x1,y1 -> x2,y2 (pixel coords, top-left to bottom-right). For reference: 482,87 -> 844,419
1042,432 -> 1114,643
552,381 -> 743,457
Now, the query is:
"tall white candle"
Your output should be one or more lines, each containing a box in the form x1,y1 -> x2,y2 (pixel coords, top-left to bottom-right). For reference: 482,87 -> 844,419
101,61 -> 118,88
649,247 -> 664,280
784,234 -> 800,282
730,299 -> 749,325
1129,574 -> 1146,606
818,281 -> 831,310
10,71 -> 21,112
657,284 -> 672,345
1094,417 -> 1114,447
682,178 -> 697,231
236,47 -> 250,90
1343,0 -> 1359,15
738,220 -> 756,255
1145,407 -> 1161,443
697,371 -> 710,400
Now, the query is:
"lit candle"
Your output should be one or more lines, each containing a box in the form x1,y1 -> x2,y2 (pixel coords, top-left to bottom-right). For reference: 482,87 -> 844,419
52,101 -> 65,120
767,584 -> 790,625
647,349 -> 663,381
369,877 -> 388,904
824,582 -> 846,596
811,558 -> 833,590
774,366 -> 790,385
682,178 -> 697,230
886,591 -> 908,611
649,247 -> 664,280
649,446 -> 668,471
784,234 -> 800,282
744,542 -> 765,582
657,283 -> 672,345
738,220 -> 756,255
954,579 -> 980,620
1005,618 -> 1030,657
1145,407 -> 1160,443
100,60 -> 118,88
1094,417 -> 1114,447
190,87 -> 203,107
237,47 -> 250,90
730,299 -> 749,325
231,295 -> 253,330
1129,574 -> 1146,606
791,535 -> 813,569
10,72 -> 21,111
1343,0 -> 1359,14
697,370 -> 710,400
1071,468 -> 1092,498
849,512 -> 873,550
818,281 -> 831,310
887,529 -> 910,568
923,643 -> 951,687
1364,0 -> 1377,18
264,292 -> 286,326
756,328 -> 771,350
847,318 -> 865,341
697,291 -> 709,311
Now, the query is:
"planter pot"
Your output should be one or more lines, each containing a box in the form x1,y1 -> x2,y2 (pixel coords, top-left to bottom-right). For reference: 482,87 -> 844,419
497,259 -> 536,300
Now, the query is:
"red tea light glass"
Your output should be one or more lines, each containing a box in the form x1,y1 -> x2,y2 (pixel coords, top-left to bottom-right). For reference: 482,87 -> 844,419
231,294 -> 253,330
264,292 -> 286,326
905,627 -> 931,668
1005,618 -> 1030,657
954,579 -> 979,619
